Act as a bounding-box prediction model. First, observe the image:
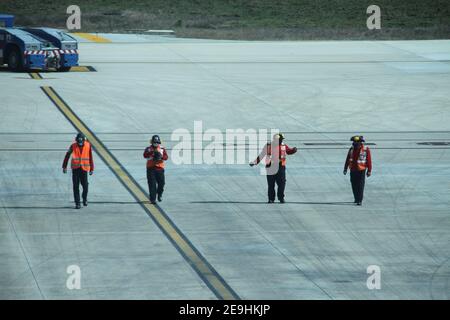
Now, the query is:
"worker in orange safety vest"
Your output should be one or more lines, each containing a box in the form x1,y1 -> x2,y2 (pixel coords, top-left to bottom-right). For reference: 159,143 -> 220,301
62,133 -> 94,209
250,133 -> 297,203
343,135 -> 372,206
143,135 -> 168,204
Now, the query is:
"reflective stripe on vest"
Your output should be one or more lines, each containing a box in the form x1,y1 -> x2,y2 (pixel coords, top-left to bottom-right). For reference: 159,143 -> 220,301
265,143 -> 287,166
146,145 -> 165,169
71,142 -> 91,171
348,145 -> 367,171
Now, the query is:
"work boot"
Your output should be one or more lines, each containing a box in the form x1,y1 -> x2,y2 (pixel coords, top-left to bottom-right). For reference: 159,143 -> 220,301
75,203 -> 81,209
268,200 -> 274,204
357,202 -> 362,206
83,200 -> 88,207
279,199 -> 285,203
150,200 -> 157,204
158,195 -> 162,202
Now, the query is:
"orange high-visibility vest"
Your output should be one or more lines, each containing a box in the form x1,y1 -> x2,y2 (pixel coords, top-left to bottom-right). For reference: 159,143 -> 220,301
146,145 -> 165,169
71,141 -> 91,171
265,143 -> 287,167
348,145 -> 368,171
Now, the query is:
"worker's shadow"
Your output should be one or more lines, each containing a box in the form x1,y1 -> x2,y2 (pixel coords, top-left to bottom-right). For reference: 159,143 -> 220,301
2,202 -> 155,209
190,201 -> 354,205
89,201 -> 146,204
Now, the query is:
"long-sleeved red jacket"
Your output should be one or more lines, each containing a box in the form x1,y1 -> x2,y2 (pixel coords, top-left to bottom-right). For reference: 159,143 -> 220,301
344,144 -> 372,172
254,143 -> 297,167
143,145 -> 168,169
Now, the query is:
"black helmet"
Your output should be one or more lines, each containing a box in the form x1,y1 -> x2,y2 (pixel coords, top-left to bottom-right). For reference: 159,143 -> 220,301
76,133 -> 86,145
151,135 -> 161,144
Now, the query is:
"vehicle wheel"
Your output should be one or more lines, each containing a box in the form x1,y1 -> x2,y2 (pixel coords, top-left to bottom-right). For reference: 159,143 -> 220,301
58,66 -> 71,72
7,48 -> 23,72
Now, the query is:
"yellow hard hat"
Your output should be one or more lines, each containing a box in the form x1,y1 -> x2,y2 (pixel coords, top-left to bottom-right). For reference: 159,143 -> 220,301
351,135 -> 365,142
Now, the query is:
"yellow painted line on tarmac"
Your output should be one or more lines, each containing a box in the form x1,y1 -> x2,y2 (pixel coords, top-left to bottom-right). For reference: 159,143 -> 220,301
29,72 -> 43,80
69,66 -> 97,72
40,86 -> 239,300
72,32 -> 112,43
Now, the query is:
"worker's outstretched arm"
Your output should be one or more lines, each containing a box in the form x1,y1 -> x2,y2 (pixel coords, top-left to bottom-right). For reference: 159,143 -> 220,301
250,144 -> 267,166
285,144 -> 298,155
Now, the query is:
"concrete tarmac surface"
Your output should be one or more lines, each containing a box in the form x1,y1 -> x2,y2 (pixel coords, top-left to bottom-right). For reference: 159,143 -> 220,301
0,35 -> 449,299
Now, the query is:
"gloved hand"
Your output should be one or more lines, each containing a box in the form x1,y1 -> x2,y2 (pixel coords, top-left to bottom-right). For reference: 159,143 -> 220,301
292,147 -> 298,153
343,169 -> 347,175
89,171 -> 94,176
63,168 -> 67,174
153,151 -> 162,161
366,171 -> 371,177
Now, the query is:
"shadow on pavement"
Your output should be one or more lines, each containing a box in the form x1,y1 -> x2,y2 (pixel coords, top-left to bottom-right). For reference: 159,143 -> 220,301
190,201 -> 355,205
89,201 -> 149,204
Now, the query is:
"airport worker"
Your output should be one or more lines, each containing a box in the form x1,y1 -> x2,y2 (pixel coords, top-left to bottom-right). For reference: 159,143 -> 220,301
343,135 -> 372,206
143,135 -> 168,204
62,133 -> 94,209
250,133 -> 297,203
